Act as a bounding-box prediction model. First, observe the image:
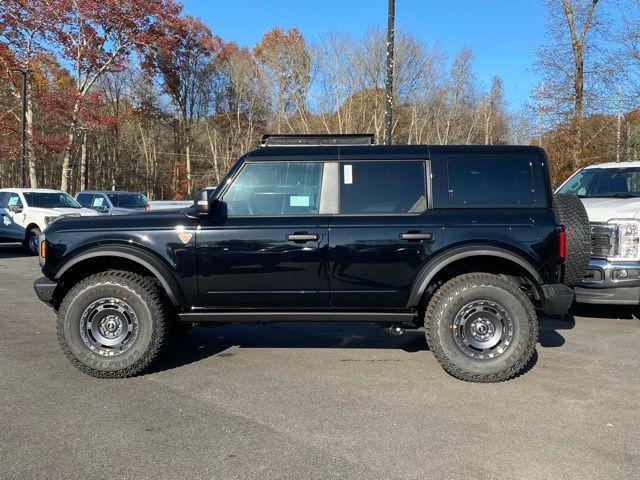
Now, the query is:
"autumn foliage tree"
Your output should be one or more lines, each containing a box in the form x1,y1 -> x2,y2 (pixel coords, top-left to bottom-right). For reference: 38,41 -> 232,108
48,0 -> 182,191
254,27 -> 310,133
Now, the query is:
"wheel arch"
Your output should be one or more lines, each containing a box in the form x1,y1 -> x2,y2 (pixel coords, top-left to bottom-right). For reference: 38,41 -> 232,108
407,245 -> 543,308
24,222 -> 41,238
54,245 -> 186,306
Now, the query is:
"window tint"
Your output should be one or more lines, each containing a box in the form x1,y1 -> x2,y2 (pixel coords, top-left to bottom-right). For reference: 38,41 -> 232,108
0,192 -> 6,207
448,158 -> 535,205
116,193 -> 149,208
23,192 -> 80,208
107,194 -> 118,207
76,193 -> 93,207
224,162 -> 323,216
339,161 -> 427,214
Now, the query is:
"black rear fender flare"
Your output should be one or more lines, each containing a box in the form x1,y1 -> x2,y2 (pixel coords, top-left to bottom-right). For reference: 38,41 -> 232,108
407,245 -> 543,307
54,245 -> 185,306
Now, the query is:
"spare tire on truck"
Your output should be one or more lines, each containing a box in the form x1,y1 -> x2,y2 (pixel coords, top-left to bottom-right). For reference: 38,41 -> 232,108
553,194 -> 591,287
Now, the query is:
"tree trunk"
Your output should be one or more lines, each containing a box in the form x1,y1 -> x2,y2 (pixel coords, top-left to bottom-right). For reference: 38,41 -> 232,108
60,104 -> 80,192
185,143 -> 192,196
79,132 -> 87,191
25,81 -> 38,188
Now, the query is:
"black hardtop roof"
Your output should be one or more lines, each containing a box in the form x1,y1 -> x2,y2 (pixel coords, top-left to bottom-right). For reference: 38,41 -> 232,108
245,144 -> 545,161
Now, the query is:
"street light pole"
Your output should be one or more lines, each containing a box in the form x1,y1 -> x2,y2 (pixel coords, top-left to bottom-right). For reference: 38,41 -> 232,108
384,0 -> 395,146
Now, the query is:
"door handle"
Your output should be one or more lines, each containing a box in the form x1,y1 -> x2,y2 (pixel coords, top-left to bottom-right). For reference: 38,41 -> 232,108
400,232 -> 433,241
286,232 -> 319,242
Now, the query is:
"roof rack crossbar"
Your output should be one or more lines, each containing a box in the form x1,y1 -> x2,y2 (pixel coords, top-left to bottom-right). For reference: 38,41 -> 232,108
261,134 -> 375,147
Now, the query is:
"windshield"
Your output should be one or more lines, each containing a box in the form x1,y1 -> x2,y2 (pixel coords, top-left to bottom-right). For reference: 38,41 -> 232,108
109,193 -> 149,208
23,192 -> 81,208
557,168 -> 640,198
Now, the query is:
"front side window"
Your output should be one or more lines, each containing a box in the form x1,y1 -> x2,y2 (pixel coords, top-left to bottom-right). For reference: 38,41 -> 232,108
448,158 -> 535,205
116,193 -> 149,208
23,192 -> 81,208
223,162 -> 323,216
92,195 -> 108,208
5,193 -> 23,208
76,193 -> 93,207
339,161 -> 427,214
557,167 -> 640,198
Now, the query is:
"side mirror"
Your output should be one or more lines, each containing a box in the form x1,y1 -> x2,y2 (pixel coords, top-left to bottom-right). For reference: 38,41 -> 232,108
193,189 -> 210,215
98,206 -> 110,214
8,205 -> 22,213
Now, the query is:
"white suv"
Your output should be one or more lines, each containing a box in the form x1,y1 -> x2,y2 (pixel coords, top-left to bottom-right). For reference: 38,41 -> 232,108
0,189 -> 98,254
557,161 -> 640,305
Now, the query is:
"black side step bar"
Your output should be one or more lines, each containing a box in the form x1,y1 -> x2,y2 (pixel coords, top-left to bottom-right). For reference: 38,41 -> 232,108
178,312 -> 415,324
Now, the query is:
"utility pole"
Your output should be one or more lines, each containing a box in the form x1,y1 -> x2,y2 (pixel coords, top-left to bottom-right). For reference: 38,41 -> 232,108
384,0 -> 395,146
616,87 -> 622,163
12,69 -> 29,187
539,82 -> 545,148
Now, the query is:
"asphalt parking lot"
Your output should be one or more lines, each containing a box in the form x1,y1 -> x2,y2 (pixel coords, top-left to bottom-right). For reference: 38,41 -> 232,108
1,243 -> 639,480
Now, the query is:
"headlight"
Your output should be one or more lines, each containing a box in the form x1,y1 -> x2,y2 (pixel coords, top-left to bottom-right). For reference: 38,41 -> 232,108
608,219 -> 640,261
44,216 -> 58,226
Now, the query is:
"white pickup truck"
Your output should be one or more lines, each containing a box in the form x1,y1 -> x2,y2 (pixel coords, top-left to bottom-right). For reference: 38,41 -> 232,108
557,161 -> 640,305
0,189 -> 98,254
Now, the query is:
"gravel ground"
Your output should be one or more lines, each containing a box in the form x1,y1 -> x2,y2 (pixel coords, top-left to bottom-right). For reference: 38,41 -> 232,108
1,243 -> 638,480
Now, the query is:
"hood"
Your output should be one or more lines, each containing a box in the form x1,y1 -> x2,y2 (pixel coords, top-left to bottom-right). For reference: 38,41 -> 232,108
29,207 -> 99,217
44,209 -> 190,233
580,197 -> 640,223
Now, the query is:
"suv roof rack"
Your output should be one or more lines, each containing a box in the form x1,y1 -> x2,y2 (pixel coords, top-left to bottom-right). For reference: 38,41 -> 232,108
261,134 -> 375,147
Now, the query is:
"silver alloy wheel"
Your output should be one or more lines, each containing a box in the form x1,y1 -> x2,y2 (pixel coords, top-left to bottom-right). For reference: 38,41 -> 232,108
79,298 -> 139,357
452,299 -> 515,360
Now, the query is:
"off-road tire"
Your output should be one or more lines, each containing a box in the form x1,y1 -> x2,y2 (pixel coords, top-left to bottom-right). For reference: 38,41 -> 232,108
425,273 -> 538,383
553,193 -> 590,287
23,227 -> 41,255
57,270 -> 170,378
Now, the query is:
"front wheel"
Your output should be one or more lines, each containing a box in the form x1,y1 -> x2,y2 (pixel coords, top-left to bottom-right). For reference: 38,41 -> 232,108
425,273 -> 538,382
23,227 -> 41,255
57,271 -> 170,378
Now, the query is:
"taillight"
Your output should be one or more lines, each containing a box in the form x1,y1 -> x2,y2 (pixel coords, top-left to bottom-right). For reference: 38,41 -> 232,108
144,203 -> 150,211
557,225 -> 566,260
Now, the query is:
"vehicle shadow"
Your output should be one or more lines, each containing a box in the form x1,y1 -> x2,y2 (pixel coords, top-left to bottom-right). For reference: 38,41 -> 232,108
150,315 -> 574,375
571,303 -> 640,321
538,314 -> 575,348
150,322 -> 429,374
0,243 -> 29,259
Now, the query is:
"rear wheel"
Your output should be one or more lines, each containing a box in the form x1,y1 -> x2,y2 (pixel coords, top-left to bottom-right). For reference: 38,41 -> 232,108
57,271 -> 170,378
425,273 -> 537,382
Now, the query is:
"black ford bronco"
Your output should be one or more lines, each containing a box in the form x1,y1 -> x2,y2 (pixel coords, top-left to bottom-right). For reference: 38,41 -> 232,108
33,135 -> 590,382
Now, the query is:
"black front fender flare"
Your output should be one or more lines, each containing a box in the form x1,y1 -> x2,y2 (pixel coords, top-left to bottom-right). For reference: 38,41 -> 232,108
55,245 -> 186,306
406,245 -> 543,307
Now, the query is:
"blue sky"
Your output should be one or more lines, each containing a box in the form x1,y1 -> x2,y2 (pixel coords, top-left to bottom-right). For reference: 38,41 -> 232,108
181,0 -> 546,110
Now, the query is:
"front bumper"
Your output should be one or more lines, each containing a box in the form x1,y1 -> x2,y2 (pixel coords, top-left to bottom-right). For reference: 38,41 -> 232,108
575,258 -> 640,305
34,276 -> 57,306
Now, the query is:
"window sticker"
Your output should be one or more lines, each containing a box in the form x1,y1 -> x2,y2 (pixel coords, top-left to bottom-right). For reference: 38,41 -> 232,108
7,196 -> 19,206
344,164 -> 353,184
289,195 -> 310,207
92,197 -> 105,207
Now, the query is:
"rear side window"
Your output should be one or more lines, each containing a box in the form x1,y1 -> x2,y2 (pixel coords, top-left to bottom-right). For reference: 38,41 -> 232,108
447,158 -> 535,206
76,193 -> 93,207
339,161 -> 427,214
